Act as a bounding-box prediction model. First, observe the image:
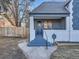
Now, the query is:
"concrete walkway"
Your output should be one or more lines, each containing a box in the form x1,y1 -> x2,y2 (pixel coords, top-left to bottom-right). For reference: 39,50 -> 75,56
18,41 -> 57,59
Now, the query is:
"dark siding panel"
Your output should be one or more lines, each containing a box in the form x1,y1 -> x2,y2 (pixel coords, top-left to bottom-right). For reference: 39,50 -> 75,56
73,0 -> 79,30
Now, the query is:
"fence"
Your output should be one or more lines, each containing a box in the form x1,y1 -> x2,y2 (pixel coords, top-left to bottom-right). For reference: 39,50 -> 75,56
0,27 -> 28,38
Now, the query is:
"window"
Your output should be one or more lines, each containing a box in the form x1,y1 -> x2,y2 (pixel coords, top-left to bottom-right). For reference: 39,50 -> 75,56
44,21 -> 48,29
34,18 -> 66,30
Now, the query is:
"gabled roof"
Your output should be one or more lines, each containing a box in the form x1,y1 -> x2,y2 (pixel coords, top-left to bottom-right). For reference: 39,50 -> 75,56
30,2 -> 70,15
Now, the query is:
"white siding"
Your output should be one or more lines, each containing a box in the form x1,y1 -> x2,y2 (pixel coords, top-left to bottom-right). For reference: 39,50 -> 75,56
30,16 -> 35,41
43,30 -> 69,43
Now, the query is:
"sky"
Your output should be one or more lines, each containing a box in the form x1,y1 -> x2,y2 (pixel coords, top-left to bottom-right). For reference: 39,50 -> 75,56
31,0 -> 65,10
31,0 -> 45,10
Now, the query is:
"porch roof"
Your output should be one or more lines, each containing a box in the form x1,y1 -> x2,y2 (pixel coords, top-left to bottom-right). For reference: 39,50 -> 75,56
33,15 -> 67,19
30,2 -> 70,16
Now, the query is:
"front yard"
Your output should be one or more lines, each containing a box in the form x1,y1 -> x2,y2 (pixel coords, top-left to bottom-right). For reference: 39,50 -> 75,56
50,45 -> 79,59
1,37 -> 79,59
0,37 -> 27,59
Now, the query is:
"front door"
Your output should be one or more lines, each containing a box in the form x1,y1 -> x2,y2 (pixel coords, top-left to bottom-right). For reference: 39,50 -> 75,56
35,21 -> 43,37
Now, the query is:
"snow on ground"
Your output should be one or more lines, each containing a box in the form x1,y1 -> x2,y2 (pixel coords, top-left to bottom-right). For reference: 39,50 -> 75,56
18,41 -> 57,59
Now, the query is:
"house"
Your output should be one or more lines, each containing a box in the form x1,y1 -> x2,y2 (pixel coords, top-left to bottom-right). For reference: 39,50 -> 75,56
28,0 -> 79,46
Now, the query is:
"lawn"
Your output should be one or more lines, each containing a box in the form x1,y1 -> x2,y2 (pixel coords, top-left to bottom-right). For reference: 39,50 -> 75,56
50,45 -> 79,59
0,37 -> 27,59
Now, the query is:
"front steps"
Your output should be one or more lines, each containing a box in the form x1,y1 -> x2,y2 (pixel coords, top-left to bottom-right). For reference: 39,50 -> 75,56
27,36 -> 52,46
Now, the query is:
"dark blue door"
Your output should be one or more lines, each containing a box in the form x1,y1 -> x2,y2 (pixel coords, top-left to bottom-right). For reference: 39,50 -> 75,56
35,21 -> 43,37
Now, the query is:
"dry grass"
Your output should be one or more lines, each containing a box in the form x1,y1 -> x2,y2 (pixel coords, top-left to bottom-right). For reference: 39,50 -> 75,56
50,45 -> 79,59
0,37 -> 27,59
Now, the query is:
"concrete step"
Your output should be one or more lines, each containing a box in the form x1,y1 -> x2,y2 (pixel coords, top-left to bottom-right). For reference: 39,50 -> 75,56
27,36 -> 52,46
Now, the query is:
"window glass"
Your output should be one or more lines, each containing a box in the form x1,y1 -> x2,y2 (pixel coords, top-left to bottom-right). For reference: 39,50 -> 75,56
44,21 -> 48,29
48,20 -> 52,29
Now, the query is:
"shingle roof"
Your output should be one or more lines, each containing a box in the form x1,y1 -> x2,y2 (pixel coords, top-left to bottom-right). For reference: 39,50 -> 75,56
30,2 -> 70,15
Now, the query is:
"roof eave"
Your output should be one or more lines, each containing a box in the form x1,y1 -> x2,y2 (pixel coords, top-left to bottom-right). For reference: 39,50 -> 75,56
30,13 -> 70,16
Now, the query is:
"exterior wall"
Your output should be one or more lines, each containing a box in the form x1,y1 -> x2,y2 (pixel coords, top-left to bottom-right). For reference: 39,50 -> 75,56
70,0 -> 79,41
72,0 -> 79,30
30,16 -> 35,41
43,30 -> 69,43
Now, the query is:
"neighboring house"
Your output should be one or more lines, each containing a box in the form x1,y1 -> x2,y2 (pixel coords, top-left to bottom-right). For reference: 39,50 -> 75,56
28,0 -> 79,46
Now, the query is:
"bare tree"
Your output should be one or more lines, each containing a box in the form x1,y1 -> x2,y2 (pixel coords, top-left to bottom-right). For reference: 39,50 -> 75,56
0,0 -> 35,27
